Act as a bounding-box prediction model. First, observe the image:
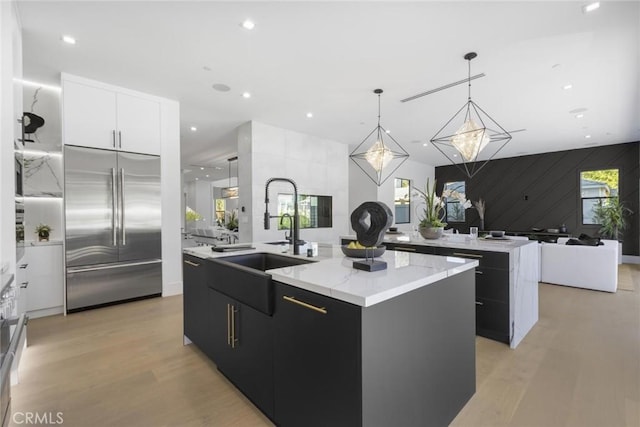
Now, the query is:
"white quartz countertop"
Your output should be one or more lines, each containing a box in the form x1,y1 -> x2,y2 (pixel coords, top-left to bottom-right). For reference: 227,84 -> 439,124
184,243 -> 478,307
341,234 -> 537,253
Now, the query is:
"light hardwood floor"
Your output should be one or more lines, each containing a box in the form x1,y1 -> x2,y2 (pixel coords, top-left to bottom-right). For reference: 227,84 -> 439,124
10,265 -> 640,427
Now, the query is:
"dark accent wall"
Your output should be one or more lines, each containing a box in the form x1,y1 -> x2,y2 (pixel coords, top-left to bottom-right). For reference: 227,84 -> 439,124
435,142 -> 639,255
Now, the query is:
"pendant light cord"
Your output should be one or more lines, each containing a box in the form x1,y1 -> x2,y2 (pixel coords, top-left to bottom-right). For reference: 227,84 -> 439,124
377,92 -> 381,127
467,58 -> 472,101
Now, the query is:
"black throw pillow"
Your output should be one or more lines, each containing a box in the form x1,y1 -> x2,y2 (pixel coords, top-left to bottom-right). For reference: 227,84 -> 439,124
565,238 -> 585,246
566,237 -> 602,246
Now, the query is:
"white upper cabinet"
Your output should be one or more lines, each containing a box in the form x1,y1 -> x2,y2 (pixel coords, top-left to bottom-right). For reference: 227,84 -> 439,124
62,74 -> 161,155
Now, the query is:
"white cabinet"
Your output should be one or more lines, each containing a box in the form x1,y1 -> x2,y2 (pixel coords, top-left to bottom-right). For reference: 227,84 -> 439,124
16,258 -> 29,318
62,75 -> 161,155
25,244 -> 64,318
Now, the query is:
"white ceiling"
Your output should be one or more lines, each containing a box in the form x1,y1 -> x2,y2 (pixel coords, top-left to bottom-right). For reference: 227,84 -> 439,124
17,1 -> 640,183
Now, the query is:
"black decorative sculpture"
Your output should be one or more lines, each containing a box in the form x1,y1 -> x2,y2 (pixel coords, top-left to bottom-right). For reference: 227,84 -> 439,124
350,201 -> 393,272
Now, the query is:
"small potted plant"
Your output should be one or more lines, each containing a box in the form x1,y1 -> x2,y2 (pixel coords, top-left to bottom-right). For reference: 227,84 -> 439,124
593,197 -> 633,263
412,179 -> 447,239
593,197 -> 633,240
35,223 -> 52,242
225,209 -> 239,231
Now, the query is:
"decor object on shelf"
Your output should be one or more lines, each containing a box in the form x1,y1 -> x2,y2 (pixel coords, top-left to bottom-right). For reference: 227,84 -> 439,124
430,52 -> 512,178
341,242 -> 386,258
350,201 -> 393,271
222,156 -> 238,199
592,197 -> 633,241
35,223 -> 51,242
349,89 -> 409,186
473,198 -> 486,230
413,178 -> 446,239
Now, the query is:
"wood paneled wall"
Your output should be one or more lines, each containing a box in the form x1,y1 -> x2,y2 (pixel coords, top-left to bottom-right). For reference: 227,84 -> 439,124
435,142 -> 639,255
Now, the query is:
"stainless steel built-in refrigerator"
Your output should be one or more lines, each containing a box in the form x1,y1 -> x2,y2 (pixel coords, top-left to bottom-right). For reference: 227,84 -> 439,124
64,146 -> 162,311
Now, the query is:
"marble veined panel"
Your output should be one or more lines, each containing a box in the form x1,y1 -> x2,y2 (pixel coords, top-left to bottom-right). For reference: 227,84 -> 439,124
510,242 -> 540,348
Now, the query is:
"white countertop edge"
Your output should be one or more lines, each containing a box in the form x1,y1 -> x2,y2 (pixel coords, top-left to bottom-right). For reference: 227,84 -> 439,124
270,260 -> 477,307
340,234 -> 536,253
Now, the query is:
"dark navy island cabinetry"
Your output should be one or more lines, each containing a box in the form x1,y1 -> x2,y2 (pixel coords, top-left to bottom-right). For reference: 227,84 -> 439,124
432,246 -> 510,344
182,254 -> 214,355
273,282 -> 362,427
208,287 -> 274,420
182,246 -> 480,427
341,236 -> 539,349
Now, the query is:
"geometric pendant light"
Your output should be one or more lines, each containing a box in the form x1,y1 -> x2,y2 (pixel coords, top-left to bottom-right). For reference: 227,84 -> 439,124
350,89 -> 410,186
430,52 -> 512,178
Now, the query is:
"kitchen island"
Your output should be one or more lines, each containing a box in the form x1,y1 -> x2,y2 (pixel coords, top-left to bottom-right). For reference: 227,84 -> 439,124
342,234 -> 540,348
183,243 -> 478,427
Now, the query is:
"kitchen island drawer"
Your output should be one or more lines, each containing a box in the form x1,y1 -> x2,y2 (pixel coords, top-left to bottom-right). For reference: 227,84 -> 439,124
434,247 -> 508,270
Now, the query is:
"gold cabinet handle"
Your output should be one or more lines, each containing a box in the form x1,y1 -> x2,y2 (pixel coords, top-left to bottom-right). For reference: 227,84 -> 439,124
453,252 -> 483,259
231,305 -> 237,348
226,304 -> 231,346
394,246 -> 416,252
283,296 -> 327,314
184,260 -> 200,267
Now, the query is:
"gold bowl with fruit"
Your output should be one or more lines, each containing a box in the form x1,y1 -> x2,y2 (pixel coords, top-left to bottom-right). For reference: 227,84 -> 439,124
341,241 -> 386,258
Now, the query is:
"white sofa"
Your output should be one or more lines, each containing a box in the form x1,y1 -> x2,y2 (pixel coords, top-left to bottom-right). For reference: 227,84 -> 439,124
540,237 -> 618,292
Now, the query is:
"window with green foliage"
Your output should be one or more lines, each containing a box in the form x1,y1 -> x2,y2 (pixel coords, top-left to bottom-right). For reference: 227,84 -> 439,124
443,181 -> 467,222
277,194 -> 332,230
394,178 -> 411,224
214,198 -> 225,226
580,169 -> 619,224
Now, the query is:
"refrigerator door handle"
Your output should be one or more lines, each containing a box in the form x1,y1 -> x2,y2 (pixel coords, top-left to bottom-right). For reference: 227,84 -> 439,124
111,168 -> 117,246
120,168 -> 126,245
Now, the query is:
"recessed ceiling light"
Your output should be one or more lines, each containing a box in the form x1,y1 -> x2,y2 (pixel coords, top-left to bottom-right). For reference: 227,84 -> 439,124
422,143 -> 428,147
215,167 -> 222,170
242,92 -> 251,99
190,126 -> 197,131
195,178 -> 199,181
563,84 -> 573,90
200,167 -> 204,170
385,129 -> 391,134
582,2 -> 600,13
206,175 -> 209,178
241,20 -> 255,30
306,112 -> 313,118
585,135 -> 592,139
212,83 -> 231,92
61,35 -> 76,45
575,114 -> 584,119
453,154 -> 458,157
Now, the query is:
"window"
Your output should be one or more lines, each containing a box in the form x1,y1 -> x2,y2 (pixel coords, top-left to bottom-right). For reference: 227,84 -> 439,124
394,178 -> 411,224
214,198 -> 225,226
443,181 -> 467,222
580,169 -> 619,224
277,194 -> 332,230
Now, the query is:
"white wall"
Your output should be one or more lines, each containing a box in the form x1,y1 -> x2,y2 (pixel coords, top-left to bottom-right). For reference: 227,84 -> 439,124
160,100 -> 182,297
238,121 -> 349,245
184,179 -> 213,230
237,122 -> 253,242
348,158 -> 435,234
0,1 -> 22,275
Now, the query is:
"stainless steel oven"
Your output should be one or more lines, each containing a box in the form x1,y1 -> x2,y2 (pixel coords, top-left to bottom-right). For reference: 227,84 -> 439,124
15,201 -> 24,263
0,273 -> 28,427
